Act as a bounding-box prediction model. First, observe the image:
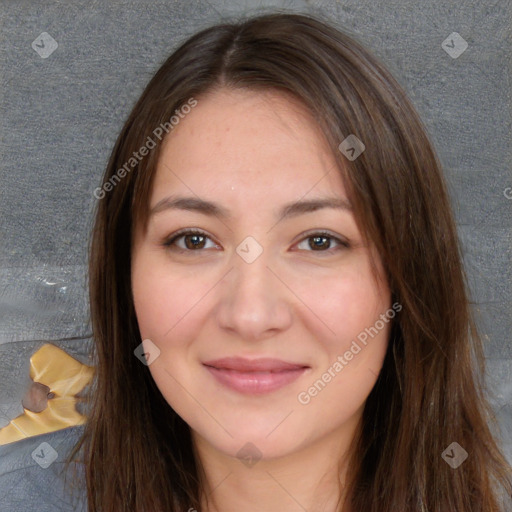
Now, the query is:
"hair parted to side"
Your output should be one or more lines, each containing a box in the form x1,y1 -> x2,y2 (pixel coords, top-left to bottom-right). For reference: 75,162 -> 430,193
68,11 -> 512,512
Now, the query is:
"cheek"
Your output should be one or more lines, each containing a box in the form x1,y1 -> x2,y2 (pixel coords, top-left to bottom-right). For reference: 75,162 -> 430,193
296,271 -> 391,413
293,263 -> 390,353
131,252 -> 204,343
132,271 -> 167,342
292,260 -> 391,410
132,246 -> 390,357
131,259 -> 205,412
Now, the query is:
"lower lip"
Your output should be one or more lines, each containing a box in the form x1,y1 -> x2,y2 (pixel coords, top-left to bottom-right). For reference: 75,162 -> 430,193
204,365 -> 308,394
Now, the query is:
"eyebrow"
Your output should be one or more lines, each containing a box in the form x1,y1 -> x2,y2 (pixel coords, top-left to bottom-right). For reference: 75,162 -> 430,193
150,195 -> 352,222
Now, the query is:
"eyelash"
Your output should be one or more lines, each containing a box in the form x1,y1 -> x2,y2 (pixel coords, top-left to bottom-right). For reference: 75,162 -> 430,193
162,229 -> 349,255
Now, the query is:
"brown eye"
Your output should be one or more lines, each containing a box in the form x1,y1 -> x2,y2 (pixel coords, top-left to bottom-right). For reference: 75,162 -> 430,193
182,233 -> 207,250
295,231 -> 349,253
308,235 -> 331,251
163,229 -> 217,252
162,229 -> 349,255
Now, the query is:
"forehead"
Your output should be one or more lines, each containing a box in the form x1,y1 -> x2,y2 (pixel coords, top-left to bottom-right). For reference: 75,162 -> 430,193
151,88 -> 347,207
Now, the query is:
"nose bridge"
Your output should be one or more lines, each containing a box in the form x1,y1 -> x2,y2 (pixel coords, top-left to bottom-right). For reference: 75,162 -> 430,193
234,236 -> 272,294
216,235 -> 292,340
231,235 -> 275,311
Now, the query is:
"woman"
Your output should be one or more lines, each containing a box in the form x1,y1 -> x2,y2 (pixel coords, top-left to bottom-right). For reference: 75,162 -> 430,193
70,12 -> 512,512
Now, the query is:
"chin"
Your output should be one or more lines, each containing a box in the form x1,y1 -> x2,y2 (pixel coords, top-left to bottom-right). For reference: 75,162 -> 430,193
194,419 -> 307,462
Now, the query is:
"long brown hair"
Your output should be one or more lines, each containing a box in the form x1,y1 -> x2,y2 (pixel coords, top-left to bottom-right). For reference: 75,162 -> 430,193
69,12 -> 512,511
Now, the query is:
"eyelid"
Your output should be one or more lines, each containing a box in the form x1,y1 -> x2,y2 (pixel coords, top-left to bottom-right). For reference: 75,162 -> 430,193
162,228 -> 219,248
294,229 -> 349,247
162,228 -> 349,252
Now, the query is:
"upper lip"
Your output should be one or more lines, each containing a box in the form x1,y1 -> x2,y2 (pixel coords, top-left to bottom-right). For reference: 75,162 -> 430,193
203,357 -> 309,372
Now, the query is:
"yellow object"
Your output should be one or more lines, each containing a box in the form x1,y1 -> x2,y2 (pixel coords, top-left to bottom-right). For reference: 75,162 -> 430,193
0,343 -> 94,445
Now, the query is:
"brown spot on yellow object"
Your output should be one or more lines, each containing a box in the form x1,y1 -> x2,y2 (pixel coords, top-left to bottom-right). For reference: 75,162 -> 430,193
0,343 -> 94,445
22,381 -> 53,413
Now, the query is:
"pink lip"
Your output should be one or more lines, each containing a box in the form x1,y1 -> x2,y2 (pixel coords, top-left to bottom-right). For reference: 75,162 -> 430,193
203,357 -> 309,394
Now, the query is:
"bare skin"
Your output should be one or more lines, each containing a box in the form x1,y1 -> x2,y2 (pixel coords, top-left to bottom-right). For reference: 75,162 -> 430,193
132,88 -> 391,512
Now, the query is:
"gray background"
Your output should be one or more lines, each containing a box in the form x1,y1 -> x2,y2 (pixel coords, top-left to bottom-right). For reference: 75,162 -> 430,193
0,0 -> 510,489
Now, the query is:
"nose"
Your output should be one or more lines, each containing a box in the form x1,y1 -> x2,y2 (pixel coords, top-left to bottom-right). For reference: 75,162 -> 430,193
215,242 -> 293,342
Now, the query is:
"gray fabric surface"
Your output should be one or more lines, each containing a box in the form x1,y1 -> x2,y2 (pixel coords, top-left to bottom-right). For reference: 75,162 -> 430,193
0,0 -> 511,509
0,425 -> 87,511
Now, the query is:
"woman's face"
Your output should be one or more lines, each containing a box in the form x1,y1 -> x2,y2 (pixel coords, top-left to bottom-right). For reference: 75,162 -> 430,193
132,88 -> 391,462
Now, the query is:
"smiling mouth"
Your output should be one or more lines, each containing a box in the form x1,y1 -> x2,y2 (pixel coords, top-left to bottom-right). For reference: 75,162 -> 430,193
202,358 -> 309,394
